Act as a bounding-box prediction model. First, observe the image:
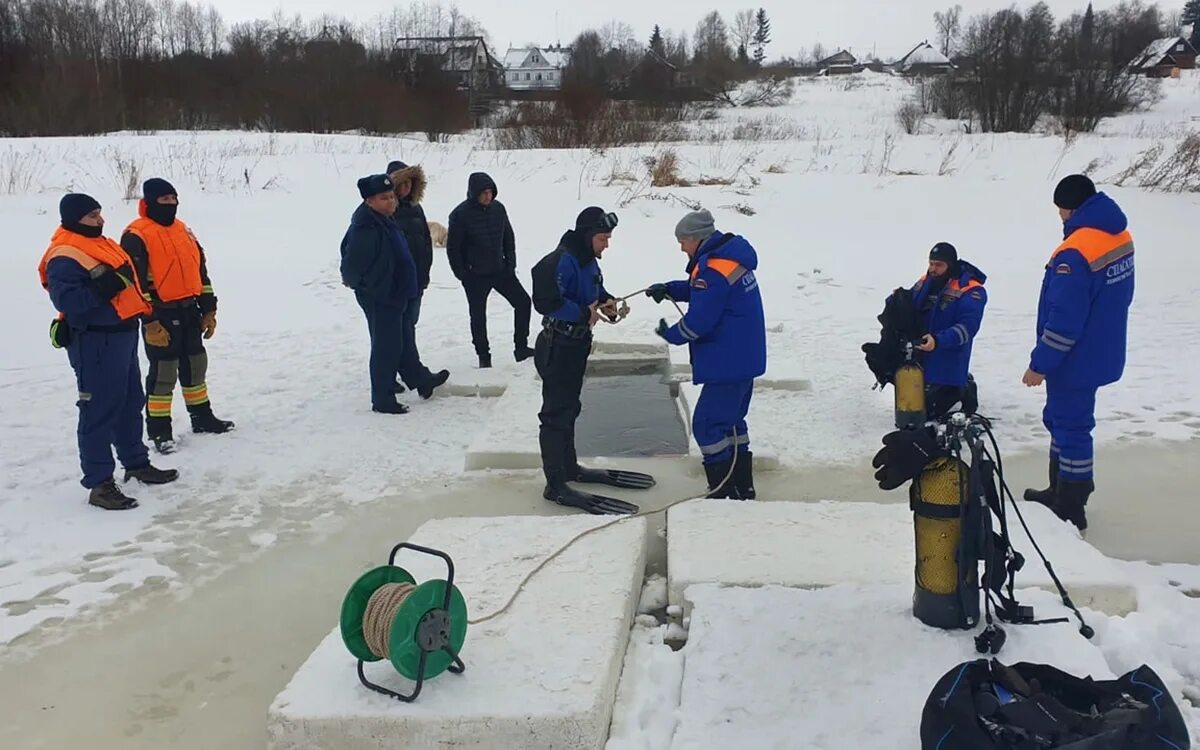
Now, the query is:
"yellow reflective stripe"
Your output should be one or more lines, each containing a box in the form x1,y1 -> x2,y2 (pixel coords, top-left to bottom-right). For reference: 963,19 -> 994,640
1087,241 -> 1134,271
201,285 -> 214,294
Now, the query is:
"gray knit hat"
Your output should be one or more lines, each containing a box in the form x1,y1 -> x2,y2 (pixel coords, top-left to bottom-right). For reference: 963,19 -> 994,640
674,209 -> 716,241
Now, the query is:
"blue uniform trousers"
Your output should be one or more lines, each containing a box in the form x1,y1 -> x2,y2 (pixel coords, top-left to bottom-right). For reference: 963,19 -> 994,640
693,380 -> 754,465
1044,379 -> 1098,482
356,293 -> 408,408
67,329 -> 150,488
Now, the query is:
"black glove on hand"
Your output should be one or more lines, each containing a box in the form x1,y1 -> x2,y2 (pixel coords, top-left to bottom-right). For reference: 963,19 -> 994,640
90,265 -> 132,301
654,318 -> 669,339
871,427 -> 946,491
646,283 -> 669,303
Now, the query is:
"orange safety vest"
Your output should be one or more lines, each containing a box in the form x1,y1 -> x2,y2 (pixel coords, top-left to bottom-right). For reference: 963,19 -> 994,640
1050,227 -> 1134,271
38,226 -> 152,321
124,201 -> 204,303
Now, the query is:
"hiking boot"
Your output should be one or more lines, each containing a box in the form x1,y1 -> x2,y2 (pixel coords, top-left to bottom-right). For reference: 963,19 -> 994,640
703,458 -> 742,499
1023,456 -> 1059,510
372,401 -> 410,415
123,463 -> 179,485
1056,479 -> 1092,532
190,406 -> 235,434
88,479 -> 139,510
478,354 -> 492,369
418,370 -> 450,400
514,345 -> 535,362
393,380 -> 407,394
151,435 -> 176,455
732,450 -> 756,499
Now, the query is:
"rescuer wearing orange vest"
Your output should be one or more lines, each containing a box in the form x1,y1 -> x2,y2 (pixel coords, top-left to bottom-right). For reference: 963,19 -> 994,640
1022,175 -> 1135,532
121,179 -> 234,453
38,193 -> 179,510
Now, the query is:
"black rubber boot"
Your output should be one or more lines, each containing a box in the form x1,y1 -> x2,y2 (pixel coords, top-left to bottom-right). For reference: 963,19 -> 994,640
418,370 -> 450,400
703,458 -> 741,499
190,405 -> 235,434
147,416 -> 175,454
478,354 -> 492,369
123,463 -> 180,485
514,345 -> 535,362
88,479 -> 139,510
1023,456 -> 1059,510
732,450 -> 756,500
1056,479 -> 1093,532
372,401 -> 410,414
392,380 -> 407,394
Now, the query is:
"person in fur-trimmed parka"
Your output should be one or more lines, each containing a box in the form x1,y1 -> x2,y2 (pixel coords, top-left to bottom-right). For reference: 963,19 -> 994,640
386,160 -> 448,399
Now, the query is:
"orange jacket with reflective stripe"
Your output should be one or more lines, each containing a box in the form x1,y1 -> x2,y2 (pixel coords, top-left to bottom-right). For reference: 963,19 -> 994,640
123,201 -> 204,303
38,227 -> 152,322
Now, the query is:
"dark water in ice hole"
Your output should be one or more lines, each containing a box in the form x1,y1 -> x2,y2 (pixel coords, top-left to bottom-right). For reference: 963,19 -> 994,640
574,374 -> 690,457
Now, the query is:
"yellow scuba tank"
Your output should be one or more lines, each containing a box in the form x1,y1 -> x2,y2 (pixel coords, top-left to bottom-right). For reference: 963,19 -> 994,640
911,454 -> 980,630
894,342 -> 926,430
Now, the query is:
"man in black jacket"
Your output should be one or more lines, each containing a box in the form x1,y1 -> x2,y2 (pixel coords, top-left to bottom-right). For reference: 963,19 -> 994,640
340,174 -> 419,414
386,160 -> 449,399
446,172 -> 534,368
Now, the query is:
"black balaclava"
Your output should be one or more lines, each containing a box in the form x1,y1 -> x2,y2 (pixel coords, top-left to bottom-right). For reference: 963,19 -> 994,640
143,177 -> 179,226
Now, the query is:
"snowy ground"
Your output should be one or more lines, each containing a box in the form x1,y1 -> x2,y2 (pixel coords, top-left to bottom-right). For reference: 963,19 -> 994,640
0,69 -> 1198,746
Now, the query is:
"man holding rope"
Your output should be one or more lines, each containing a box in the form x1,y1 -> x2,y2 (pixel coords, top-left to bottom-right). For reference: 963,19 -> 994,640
648,209 -> 766,499
530,207 -> 652,515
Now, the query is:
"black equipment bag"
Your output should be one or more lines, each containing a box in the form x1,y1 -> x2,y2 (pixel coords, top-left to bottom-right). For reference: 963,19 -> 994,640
921,658 -> 1191,749
863,286 -> 921,386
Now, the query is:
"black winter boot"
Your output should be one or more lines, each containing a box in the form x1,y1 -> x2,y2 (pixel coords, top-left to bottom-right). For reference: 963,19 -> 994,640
418,370 -> 450,400
514,345 -> 535,362
1056,479 -> 1093,532
88,479 -> 139,510
392,380 -> 407,394
123,463 -> 180,485
1023,456 -> 1059,510
190,405 -> 235,434
703,458 -> 742,499
147,416 -> 175,455
478,354 -> 492,369
732,451 -> 756,499
372,401 -> 410,414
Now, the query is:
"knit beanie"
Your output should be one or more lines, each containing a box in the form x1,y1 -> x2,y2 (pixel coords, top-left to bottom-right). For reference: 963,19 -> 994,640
142,177 -> 177,202
59,193 -> 101,225
929,242 -> 958,264
1053,174 -> 1096,210
674,209 -> 715,241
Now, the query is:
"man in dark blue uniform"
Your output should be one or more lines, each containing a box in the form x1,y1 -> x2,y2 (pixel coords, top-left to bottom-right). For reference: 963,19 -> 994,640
530,207 -> 652,515
340,174 -> 419,414
910,243 -> 987,417
648,209 -> 766,499
1022,175 -> 1135,531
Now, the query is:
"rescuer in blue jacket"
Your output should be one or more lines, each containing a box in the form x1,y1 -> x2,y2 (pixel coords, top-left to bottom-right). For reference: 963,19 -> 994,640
1023,175 -> 1135,532
529,207 -> 651,516
648,209 -> 766,499
911,242 -> 987,417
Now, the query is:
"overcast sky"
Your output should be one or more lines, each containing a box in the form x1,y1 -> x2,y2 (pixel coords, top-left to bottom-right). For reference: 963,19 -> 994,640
205,1 -> 1154,61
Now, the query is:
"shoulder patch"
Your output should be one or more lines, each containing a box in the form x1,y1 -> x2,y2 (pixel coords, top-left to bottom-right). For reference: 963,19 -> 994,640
1055,263 -> 1072,275
690,277 -> 709,289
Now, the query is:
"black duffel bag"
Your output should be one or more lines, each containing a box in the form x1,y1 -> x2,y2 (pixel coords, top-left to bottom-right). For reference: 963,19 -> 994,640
921,658 -> 1191,749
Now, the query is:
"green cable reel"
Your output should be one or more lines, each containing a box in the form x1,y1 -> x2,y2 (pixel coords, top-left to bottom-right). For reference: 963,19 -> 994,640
339,542 -> 468,702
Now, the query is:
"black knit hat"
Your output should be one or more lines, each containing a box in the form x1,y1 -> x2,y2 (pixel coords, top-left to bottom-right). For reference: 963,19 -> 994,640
59,193 -> 101,225
929,242 -> 958,264
575,206 -> 618,234
142,177 -> 177,202
1053,174 -> 1096,210
358,174 -> 393,199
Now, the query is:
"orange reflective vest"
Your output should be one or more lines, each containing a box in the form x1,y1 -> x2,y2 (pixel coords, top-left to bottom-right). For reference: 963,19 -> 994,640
124,201 -> 204,303
38,227 -> 152,321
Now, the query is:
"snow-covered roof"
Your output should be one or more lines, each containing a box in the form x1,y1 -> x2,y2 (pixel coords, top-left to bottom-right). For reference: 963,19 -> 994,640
898,42 -> 951,68
1131,37 -> 1194,68
502,47 -> 569,70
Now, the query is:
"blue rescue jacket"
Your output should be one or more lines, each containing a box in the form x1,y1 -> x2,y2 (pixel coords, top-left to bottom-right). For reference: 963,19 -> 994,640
910,261 -> 988,387
531,230 -> 611,323
339,202 -> 418,305
662,232 -> 767,384
1030,192 -> 1135,387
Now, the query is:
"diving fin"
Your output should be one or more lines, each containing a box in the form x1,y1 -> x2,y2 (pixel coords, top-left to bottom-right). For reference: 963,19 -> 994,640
572,466 -> 656,490
543,484 -> 639,516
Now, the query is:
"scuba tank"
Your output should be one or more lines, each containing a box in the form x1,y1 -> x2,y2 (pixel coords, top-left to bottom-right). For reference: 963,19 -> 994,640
894,341 -> 926,430
911,453 -> 979,630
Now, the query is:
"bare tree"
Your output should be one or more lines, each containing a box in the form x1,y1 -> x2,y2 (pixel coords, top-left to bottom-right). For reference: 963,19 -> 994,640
732,9 -> 755,53
933,5 -> 963,57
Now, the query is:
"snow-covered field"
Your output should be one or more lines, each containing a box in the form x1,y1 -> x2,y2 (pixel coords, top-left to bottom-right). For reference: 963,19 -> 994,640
1,70 -> 1198,746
